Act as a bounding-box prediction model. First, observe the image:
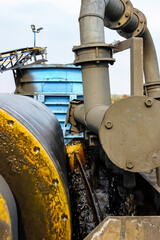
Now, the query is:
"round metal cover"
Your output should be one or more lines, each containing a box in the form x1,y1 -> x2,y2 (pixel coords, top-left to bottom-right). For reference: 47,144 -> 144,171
99,96 -> 160,172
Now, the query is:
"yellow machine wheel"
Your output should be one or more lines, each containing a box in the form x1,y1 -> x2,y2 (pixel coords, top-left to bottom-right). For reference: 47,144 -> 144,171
0,94 -> 71,240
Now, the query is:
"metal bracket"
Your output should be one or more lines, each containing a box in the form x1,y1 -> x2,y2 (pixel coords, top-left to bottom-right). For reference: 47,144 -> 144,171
65,99 -> 84,134
114,37 -> 143,96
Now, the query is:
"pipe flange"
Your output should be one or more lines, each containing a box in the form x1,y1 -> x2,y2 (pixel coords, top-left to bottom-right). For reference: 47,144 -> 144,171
144,81 -> 160,99
104,0 -> 133,30
73,44 -> 115,66
117,8 -> 147,38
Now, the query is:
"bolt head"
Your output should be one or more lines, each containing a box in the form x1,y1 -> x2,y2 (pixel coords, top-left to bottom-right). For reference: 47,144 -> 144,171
145,98 -> 153,107
126,161 -> 134,169
125,13 -> 129,18
105,121 -> 113,129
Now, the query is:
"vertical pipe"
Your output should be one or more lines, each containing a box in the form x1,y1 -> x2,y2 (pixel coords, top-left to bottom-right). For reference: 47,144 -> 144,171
82,64 -> 111,113
79,0 -> 111,114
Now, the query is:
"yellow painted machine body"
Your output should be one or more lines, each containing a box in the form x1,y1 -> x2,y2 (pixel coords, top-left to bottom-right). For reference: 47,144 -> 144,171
0,94 -> 71,240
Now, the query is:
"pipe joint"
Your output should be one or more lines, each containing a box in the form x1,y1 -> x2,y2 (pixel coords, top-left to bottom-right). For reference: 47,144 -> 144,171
117,8 -> 147,38
79,13 -> 104,22
104,0 -> 133,29
144,82 -> 160,99
73,43 -> 115,66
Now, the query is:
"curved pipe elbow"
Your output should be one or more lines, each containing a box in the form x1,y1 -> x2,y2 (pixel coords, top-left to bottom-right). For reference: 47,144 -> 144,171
142,28 -> 160,83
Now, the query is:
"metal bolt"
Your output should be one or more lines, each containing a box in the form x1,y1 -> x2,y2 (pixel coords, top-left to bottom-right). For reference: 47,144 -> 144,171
7,120 -> 14,127
125,13 -> 129,18
34,146 -> 40,154
105,121 -> 113,129
145,98 -> 153,107
61,214 -> 68,221
126,161 -> 134,169
52,179 -> 59,186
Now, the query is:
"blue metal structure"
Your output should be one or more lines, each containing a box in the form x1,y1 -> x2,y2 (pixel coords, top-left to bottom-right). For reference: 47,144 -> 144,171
15,64 -> 83,141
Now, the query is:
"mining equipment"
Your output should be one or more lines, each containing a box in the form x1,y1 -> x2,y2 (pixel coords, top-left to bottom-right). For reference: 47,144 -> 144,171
0,0 -> 160,239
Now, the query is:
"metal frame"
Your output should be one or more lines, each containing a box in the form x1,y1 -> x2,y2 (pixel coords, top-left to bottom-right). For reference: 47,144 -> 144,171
0,47 -> 47,72
114,37 -> 144,96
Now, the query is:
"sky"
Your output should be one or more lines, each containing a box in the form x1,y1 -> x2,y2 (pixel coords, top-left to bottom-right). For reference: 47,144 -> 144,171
0,0 -> 159,94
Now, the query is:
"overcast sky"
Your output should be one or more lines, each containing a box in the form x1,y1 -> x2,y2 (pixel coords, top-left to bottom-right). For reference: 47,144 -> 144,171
0,0 -> 159,94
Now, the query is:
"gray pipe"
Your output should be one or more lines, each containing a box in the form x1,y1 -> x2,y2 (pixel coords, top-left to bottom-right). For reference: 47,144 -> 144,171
79,0 -> 111,117
79,0 -> 106,44
142,28 -> 160,83
75,0 -> 159,136
104,0 -> 160,84
74,104 -> 109,134
105,0 -> 124,21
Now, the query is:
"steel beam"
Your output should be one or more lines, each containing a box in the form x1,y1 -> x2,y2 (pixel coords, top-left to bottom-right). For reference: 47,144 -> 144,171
114,37 -> 143,96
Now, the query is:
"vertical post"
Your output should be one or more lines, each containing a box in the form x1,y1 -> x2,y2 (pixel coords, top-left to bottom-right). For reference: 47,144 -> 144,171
114,37 -> 144,96
34,31 -> 36,47
130,38 -> 144,96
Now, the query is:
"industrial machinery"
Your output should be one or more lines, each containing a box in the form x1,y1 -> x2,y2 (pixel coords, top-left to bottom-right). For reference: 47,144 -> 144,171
0,47 -> 46,72
0,0 -> 160,239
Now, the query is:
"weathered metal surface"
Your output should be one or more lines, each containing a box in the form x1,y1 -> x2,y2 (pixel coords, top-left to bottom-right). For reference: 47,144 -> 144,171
104,0 -> 133,30
66,140 -> 102,239
144,82 -> 160,99
84,216 -> 160,240
99,96 -> 160,172
0,175 -> 18,240
0,94 -> 71,240
0,193 -> 11,240
117,8 -> 147,38
66,140 -> 86,171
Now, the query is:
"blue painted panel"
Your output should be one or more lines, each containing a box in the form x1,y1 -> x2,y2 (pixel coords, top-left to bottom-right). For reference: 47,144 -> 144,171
22,67 -> 82,82
54,113 -> 67,122
42,82 -> 83,93
45,96 -> 70,103
18,65 -> 83,142
45,104 -> 69,113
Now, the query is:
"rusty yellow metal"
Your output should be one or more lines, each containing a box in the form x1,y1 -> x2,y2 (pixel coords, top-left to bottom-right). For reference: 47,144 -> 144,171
66,140 -> 86,171
0,109 -> 71,240
84,216 -> 160,240
0,193 -> 11,240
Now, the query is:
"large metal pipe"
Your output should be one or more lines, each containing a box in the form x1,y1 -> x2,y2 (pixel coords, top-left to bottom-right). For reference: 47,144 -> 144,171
79,0 -> 106,44
79,0 -> 112,116
142,28 -> 160,83
77,0 -> 160,130
104,0 -> 160,84
74,104 -> 109,134
72,0 -> 160,174
105,0 -> 124,21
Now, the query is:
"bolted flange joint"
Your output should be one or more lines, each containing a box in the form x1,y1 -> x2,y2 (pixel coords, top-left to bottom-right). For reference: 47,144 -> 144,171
104,0 -> 133,30
117,8 -> 147,38
73,43 -> 115,66
144,82 -> 160,100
